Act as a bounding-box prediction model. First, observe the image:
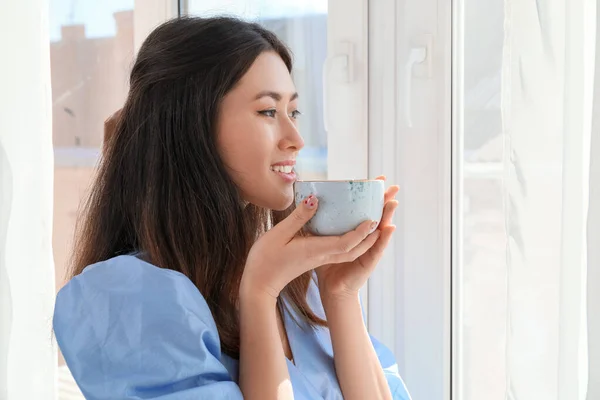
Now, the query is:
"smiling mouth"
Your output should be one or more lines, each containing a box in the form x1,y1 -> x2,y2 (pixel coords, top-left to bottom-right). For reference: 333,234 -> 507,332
270,165 -> 294,173
270,164 -> 297,183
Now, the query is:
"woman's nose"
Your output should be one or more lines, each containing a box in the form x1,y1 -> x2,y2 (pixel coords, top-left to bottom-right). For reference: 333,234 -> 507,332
279,120 -> 304,151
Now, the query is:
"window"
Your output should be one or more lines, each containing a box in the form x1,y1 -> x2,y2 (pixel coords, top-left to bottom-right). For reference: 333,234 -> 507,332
52,1 -> 134,292
369,0 -> 599,398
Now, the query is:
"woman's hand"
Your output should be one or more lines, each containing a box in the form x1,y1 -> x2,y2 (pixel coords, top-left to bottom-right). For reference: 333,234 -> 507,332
316,176 -> 399,300
240,195 -> 378,301
238,183 -> 396,400
240,196 -> 377,400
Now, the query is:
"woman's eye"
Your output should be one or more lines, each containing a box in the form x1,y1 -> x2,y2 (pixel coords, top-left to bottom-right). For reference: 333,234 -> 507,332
259,109 -> 277,118
259,109 -> 301,119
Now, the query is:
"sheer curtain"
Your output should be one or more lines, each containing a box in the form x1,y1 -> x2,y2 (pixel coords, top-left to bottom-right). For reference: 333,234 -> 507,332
0,0 -> 56,399
501,0 -> 599,399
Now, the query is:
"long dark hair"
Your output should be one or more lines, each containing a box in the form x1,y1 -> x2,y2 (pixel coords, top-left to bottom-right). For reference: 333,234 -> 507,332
70,16 -> 325,358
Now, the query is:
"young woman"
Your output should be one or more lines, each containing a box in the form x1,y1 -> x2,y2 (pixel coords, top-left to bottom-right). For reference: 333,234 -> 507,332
53,16 -> 412,400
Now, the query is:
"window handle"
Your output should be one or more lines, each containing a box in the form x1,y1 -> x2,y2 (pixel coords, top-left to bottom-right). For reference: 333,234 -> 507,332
322,42 -> 354,133
404,46 -> 428,128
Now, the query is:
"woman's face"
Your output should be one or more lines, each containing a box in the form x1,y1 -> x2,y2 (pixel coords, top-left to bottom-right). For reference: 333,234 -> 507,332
217,51 -> 304,211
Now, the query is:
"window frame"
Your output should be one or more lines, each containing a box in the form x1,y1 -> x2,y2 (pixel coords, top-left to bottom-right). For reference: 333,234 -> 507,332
367,0 -> 453,399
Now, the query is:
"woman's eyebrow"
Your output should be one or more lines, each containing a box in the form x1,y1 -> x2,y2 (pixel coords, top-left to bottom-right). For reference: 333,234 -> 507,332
254,91 -> 299,102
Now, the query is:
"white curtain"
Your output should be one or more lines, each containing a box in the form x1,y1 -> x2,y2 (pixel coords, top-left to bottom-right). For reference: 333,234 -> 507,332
0,1 -> 57,399
502,0 -> 599,399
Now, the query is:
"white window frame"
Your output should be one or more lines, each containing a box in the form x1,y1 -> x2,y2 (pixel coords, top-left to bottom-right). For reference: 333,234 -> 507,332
366,0 -> 453,399
451,0 -> 465,398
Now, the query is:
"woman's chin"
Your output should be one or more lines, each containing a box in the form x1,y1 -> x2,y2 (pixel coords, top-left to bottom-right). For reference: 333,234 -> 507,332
272,202 -> 293,212
266,196 -> 294,211
247,192 -> 294,211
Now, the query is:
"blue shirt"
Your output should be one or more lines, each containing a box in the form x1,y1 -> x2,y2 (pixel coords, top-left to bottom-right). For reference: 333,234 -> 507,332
53,255 -> 412,400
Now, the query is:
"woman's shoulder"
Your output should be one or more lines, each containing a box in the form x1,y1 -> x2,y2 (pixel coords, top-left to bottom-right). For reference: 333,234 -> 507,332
70,253 -> 195,287
53,255 -> 242,399
55,254 -> 216,327
61,255 -> 206,303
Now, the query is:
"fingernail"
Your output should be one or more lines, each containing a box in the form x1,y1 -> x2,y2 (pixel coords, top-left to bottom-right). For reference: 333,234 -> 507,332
370,221 -> 378,231
305,197 -> 318,209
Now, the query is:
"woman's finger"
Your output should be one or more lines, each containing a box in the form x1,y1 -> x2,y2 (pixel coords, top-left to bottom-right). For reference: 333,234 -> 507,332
358,225 -> 396,267
271,195 -> 319,241
305,219 -> 374,258
384,185 -> 400,203
327,229 -> 381,265
380,199 -> 399,227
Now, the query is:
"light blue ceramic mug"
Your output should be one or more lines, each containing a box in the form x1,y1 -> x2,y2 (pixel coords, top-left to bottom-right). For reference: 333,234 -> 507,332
294,179 -> 385,236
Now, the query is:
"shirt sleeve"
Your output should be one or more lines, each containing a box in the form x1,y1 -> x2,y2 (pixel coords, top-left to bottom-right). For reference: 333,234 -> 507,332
53,255 -> 243,400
